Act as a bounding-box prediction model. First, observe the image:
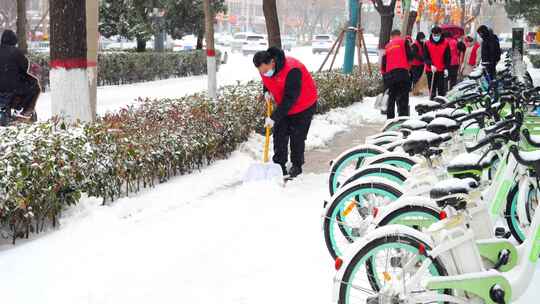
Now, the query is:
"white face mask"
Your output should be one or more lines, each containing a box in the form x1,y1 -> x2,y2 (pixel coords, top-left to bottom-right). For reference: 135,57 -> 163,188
263,69 -> 275,77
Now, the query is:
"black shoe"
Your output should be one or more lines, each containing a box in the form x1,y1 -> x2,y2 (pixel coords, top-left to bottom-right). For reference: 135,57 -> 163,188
289,166 -> 302,178
279,164 -> 288,176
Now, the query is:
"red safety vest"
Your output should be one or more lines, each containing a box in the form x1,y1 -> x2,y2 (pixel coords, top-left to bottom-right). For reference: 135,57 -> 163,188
448,38 -> 460,66
261,56 -> 318,116
383,37 -> 410,73
411,40 -> 424,66
425,39 -> 449,72
468,43 -> 480,66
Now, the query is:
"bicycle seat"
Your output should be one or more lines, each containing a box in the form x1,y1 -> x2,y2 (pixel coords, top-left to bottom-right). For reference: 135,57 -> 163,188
420,112 -> 436,123
433,96 -> 450,105
447,153 -> 484,179
416,101 -> 441,115
427,117 -> 459,134
435,108 -> 467,119
468,70 -> 483,80
402,130 -> 445,156
400,119 -> 427,131
430,178 -> 479,210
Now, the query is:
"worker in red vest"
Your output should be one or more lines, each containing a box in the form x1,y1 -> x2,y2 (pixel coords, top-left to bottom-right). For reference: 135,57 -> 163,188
253,47 -> 318,178
381,29 -> 413,119
410,32 -> 426,95
444,31 -> 461,90
424,26 -> 451,100
461,36 -> 481,76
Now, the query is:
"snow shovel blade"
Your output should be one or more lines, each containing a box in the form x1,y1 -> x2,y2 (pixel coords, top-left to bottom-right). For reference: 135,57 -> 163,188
243,162 -> 284,183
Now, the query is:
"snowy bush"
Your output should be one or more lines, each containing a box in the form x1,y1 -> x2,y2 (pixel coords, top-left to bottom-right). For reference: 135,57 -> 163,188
530,54 -> 540,69
28,50 -> 217,90
0,70 -> 382,244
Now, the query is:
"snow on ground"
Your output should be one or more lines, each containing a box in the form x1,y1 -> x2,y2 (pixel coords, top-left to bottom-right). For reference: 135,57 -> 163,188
0,99 -> 379,304
36,46 -> 379,120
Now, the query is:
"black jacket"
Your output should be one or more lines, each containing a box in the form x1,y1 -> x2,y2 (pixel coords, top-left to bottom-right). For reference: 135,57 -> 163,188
0,30 -> 29,93
477,26 -> 501,65
423,35 -> 451,70
263,47 -> 303,123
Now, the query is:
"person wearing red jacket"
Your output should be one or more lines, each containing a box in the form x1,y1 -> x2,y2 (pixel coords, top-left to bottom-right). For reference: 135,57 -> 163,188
461,36 -> 481,76
381,29 -> 413,119
410,32 -> 426,95
253,47 -> 318,178
444,31 -> 461,90
424,26 -> 451,100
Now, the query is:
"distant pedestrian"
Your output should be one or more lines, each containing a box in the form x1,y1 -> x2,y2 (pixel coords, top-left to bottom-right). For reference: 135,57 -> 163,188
410,32 -> 426,95
476,25 -> 501,80
381,29 -> 413,119
444,31 -> 460,90
424,26 -> 450,100
461,36 -> 481,77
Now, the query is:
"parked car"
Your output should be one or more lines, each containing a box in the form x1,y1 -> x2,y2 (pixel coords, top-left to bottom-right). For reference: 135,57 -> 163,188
231,32 -> 251,53
216,33 -> 233,46
28,41 -> 49,53
499,33 -> 512,52
312,34 -> 334,54
241,34 -> 267,56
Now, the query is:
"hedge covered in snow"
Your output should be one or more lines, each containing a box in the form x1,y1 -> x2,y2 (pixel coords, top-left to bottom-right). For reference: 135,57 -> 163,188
0,69 -> 382,244
28,50 -> 216,90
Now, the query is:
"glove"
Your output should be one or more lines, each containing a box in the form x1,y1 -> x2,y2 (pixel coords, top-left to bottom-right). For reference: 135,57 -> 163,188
431,65 -> 437,73
444,69 -> 449,78
264,91 -> 274,101
264,117 -> 274,128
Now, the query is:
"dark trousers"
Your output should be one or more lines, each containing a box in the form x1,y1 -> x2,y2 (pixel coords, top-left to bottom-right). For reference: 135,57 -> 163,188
13,79 -> 40,114
386,80 -> 410,119
426,71 -> 447,100
448,65 -> 459,90
410,65 -> 424,85
273,104 -> 316,168
484,64 -> 497,81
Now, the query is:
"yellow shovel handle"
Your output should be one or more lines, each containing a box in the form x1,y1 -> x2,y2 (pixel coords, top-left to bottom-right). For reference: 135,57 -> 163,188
263,99 -> 272,163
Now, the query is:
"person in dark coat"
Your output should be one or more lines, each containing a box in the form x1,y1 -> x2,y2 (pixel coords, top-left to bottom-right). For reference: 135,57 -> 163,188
424,26 -> 451,100
0,29 -> 40,118
381,29 -> 414,119
476,25 -> 501,81
253,47 -> 318,178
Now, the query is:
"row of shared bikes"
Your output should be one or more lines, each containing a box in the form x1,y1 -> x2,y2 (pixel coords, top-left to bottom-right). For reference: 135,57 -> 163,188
322,53 -> 540,304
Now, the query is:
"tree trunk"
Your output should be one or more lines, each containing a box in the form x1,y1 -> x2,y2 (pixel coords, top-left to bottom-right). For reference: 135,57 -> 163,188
196,30 -> 204,49
405,11 -> 417,36
49,0 -> 92,122
16,0 -> 27,53
378,9 -> 394,49
136,37 -> 147,52
263,0 -> 282,48
202,0 -> 217,99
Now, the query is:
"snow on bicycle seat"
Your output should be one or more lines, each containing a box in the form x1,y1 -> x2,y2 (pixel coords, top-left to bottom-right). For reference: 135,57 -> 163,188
468,69 -> 483,80
447,153 -> 484,177
402,130 -> 444,155
430,178 -> 479,210
415,101 -> 441,115
400,119 -> 427,130
435,108 -> 467,119
427,117 -> 459,134
420,111 -> 436,123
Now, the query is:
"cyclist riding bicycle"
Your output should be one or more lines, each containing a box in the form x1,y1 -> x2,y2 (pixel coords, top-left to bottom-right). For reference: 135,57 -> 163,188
0,29 -> 40,121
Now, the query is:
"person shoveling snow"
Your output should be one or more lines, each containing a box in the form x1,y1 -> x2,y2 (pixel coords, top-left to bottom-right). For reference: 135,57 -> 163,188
250,47 -> 318,180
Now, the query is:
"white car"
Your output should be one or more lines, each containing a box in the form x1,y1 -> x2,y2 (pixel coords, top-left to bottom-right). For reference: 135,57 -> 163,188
312,34 -> 334,54
231,32 -> 251,53
241,34 -> 268,56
